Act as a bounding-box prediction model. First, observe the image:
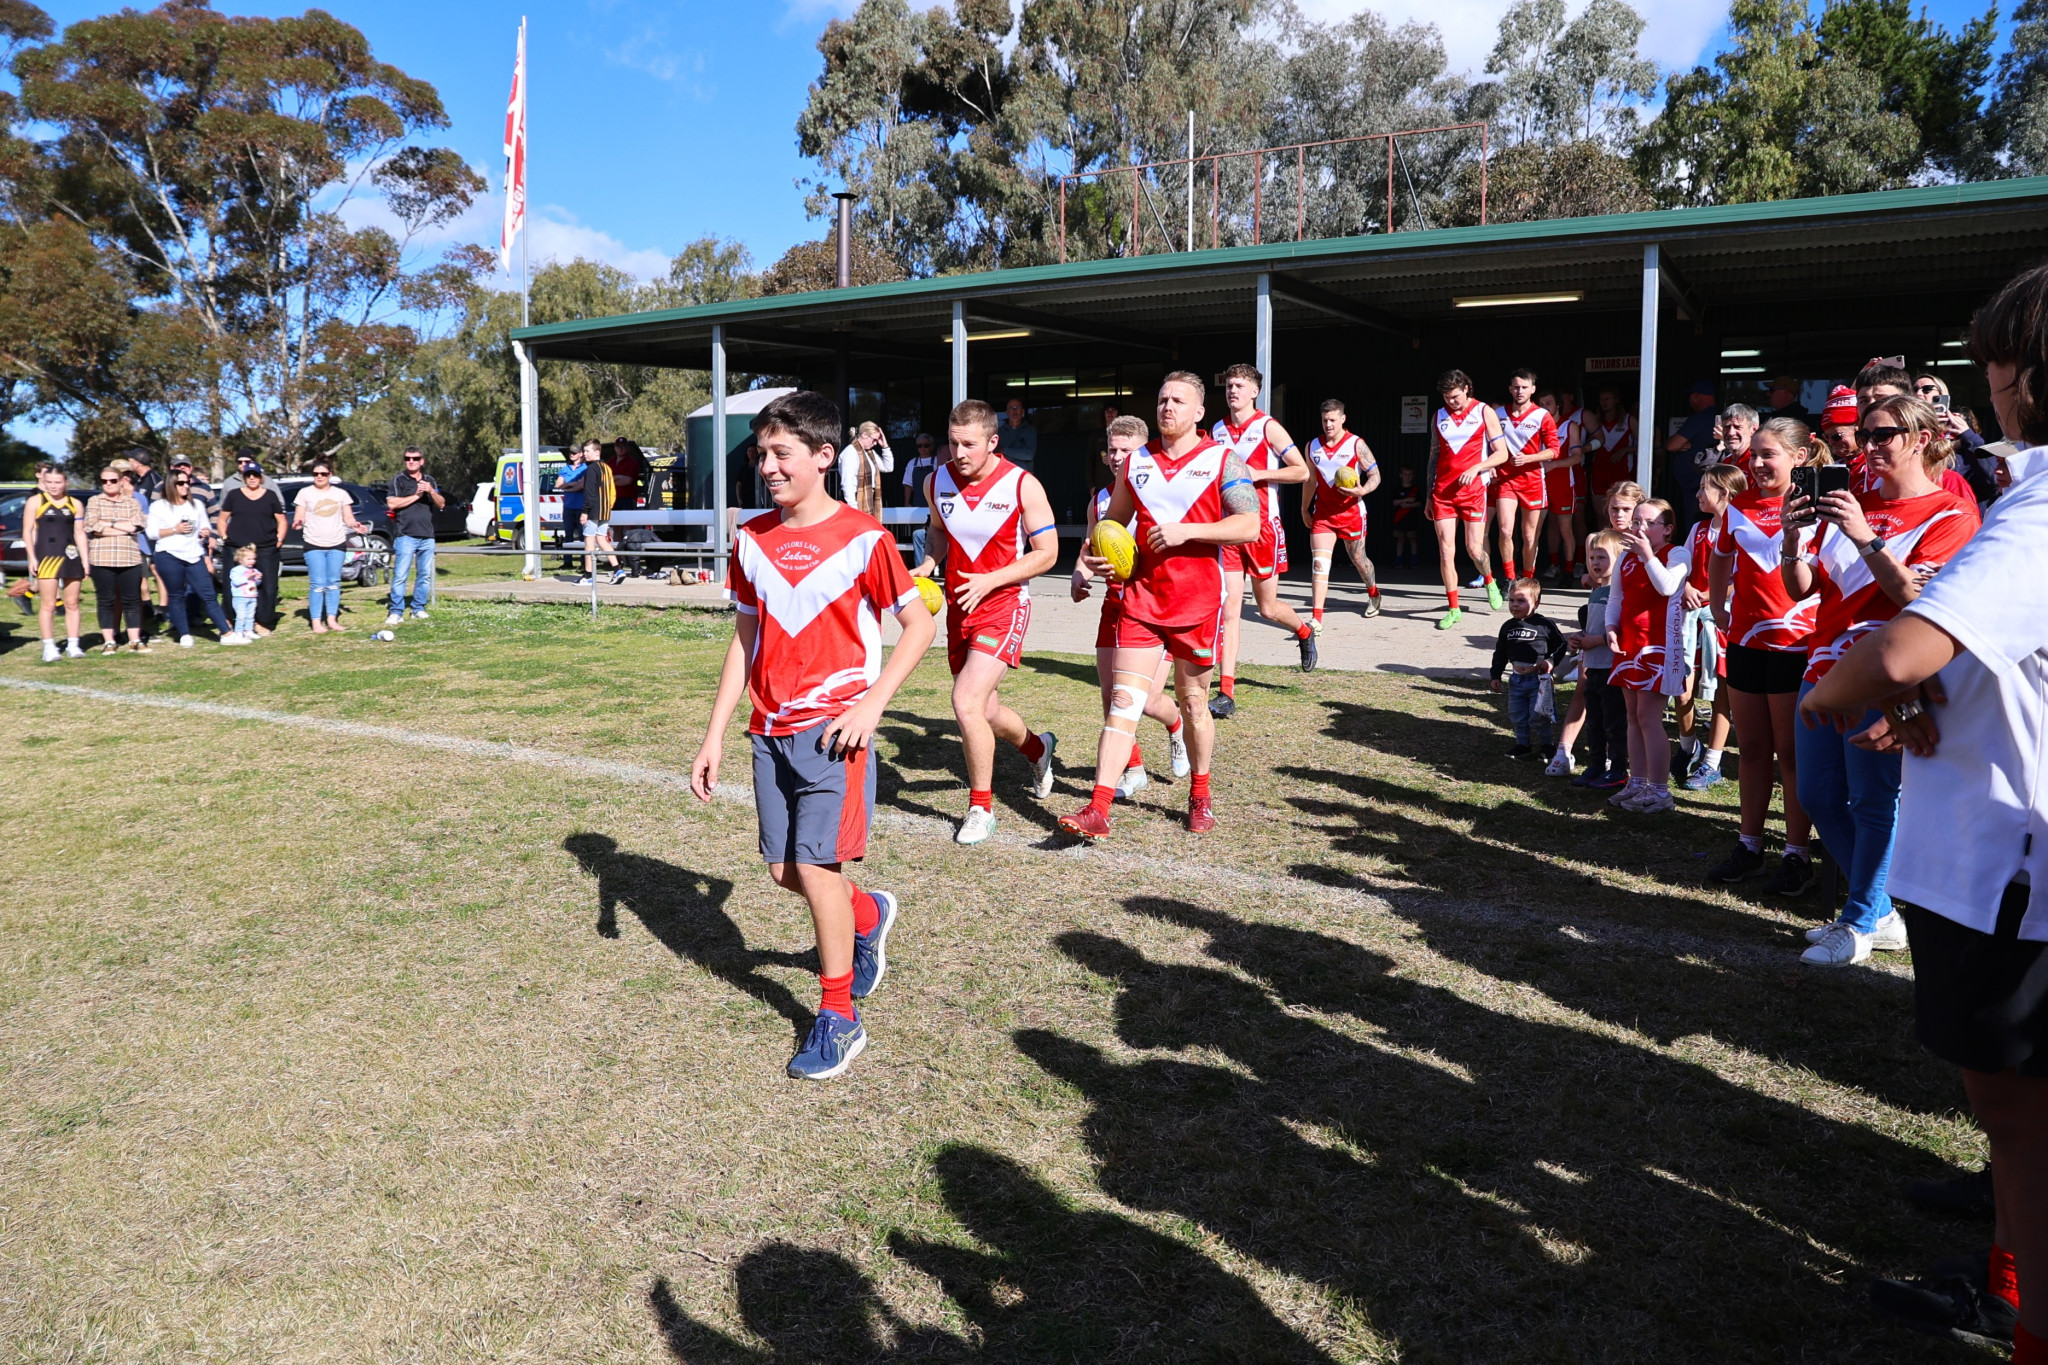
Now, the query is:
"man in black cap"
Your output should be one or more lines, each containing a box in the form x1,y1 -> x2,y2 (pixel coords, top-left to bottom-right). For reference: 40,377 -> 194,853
125,448 -> 165,502
1763,375 -> 1809,423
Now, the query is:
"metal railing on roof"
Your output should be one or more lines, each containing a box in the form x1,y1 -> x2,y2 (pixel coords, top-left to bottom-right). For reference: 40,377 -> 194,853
1056,122 -> 1489,264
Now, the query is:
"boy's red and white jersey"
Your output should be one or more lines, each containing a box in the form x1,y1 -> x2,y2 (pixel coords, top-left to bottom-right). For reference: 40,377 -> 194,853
1123,435 -> 1228,626
726,507 -> 919,736
1308,432 -> 1370,518
934,457 -> 1030,609
1499,404 -> 1560,460
1213,410 -> 1283,525
1557,407 -> 1582,451
1434,403 -> 1490,484
1804,488 -> 1979,682
1713,489 -> 1818,651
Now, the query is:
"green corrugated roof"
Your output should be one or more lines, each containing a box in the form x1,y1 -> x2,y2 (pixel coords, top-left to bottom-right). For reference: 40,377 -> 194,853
512,177 -> 2048,348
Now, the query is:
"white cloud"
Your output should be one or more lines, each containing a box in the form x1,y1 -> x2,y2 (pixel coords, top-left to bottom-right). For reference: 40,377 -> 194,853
1269,0 -> 1725,76
527,206 -> 675,282
605,26 -> 711,93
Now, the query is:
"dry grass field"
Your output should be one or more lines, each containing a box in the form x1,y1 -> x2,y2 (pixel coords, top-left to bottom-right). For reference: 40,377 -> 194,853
0,586 -> 1994,1363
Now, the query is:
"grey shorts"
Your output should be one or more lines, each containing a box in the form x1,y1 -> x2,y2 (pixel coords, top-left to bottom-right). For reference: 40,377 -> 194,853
752,725 -> 874,866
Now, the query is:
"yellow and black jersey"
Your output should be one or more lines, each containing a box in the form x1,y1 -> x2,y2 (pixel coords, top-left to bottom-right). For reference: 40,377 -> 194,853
25,493 -> 85,582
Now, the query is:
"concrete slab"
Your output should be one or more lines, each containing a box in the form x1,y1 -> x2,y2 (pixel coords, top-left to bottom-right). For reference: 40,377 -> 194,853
440,567 -> 1591,679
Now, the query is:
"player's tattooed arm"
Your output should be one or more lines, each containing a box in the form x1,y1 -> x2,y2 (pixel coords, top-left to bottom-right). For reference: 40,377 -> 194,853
1221,449 -> 1259,517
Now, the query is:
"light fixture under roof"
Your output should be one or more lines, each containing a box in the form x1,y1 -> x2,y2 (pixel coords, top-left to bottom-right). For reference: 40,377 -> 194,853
1452,291 -> 1583,309
940,328 -> 1031,343
1720,348 -> 1762,358
1932,358 -> 1973,367
1721,366 -> 1765,375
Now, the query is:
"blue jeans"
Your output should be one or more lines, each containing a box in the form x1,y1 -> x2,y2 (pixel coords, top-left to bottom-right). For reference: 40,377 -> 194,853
234,597 -> 257,636
305,547 -> 344,621
1505,671 -> 1552,746
153,552 -> 230,637
389,536 -> 435,613
1794,679 -> 1901,932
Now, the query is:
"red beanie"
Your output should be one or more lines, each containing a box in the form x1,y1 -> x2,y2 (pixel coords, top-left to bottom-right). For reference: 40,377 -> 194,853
1821,385 -> 1859,428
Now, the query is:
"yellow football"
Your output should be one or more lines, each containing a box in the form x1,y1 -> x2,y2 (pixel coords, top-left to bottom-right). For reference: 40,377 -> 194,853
1092,518 -> 1138,581
1335,464 -> 1360,490
914,576 -> 945,614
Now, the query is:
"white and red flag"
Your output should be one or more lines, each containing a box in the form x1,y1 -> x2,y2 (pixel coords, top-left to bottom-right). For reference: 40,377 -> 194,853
499,17 -> 527,275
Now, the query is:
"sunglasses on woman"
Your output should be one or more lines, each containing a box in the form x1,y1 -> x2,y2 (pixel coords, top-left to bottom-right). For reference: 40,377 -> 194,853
1860,426 -> 1911,446
99,477 -> 121,485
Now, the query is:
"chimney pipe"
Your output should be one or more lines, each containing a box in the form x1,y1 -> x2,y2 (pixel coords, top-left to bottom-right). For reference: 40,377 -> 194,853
832,192 -> 856,289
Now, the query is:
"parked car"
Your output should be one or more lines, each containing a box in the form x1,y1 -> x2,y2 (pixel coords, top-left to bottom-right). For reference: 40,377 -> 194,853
465,481 -> 496,539
269,478 -> 394,587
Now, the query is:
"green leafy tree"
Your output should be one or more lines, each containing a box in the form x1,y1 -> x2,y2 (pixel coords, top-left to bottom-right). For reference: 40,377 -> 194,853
1990,0 -> 2048,173
1816,0 -> 1996,174
1636,0 -> 1919,206
2,0 -> 483,474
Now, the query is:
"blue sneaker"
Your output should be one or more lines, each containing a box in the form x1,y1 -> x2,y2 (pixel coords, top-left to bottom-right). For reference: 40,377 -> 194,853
851,891 -> 898,999
1570,766 -> 1609,788
787,1009 -> 866,1080
1586,769 -> 1631,791
1684,759 -> 1726,792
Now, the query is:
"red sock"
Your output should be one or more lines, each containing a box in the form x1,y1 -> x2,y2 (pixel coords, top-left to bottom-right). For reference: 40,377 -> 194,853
1483,571 -> 1495,585
1447,588 -> 1461,610
1313,607 -> 1325,623
1294,623 -> 1313,640
1503,560 -> 1517,581
1990,1244 -> 2021,1310
849,883 -> 879,937
2017,1323 -> 2046,1365
1018,731 -> 1045,763
1166,715 -> 1182,735
1125,742 -> 1143,770
819,970 -> 854,1021
1089,783 -> 1115,814
969,788 -> 993,811
1368,585 -> 1380,598
1220,675 -> 1236,698
1190,772 -> 1212,800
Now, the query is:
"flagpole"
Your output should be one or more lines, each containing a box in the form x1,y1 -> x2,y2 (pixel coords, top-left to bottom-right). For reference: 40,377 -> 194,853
508,15 -> 539,579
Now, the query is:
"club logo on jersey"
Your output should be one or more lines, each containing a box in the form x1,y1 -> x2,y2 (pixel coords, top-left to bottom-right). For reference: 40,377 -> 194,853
1133,472 -> 1149,488
940,500 -> 956,518
774,540 -> 824,571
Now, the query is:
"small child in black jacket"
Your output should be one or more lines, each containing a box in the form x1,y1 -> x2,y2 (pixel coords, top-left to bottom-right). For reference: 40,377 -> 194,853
1490,577 -> 1569,758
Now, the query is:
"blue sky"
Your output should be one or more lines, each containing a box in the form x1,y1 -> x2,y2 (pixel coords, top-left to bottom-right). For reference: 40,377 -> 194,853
10,0 -> 2016,452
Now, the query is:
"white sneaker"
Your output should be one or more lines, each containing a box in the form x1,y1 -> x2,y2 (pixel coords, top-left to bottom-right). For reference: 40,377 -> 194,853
1466,574 -> 1486,589
1631,786 -> 1676,813
41,640 -> 59,663
1871,911 -> 1909,951
1168,728 -> 1191,779
955,806 -> 997,845
1309,617 -> 1324,636
577,576 -> 595,586
221,633 -> 251,646
1028,731 -> 1057,799
1801,922 -> 1873,967
383,613 -> 402,627
411,609 -> 429,620
1115,765 -> 1150,800
1804,920 -> 1843,943
1607,781 -> 1641,808
64,640 -> 84,658
178,634 -> 195,648
1544,749 -> 1574,778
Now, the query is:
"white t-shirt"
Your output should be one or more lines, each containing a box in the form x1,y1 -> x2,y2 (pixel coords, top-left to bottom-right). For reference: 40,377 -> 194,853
1891,447 -> 2048,940
293,482 -> 354,548
146,498 -> 211,563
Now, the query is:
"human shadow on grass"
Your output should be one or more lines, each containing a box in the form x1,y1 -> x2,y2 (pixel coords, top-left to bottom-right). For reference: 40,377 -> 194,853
1014,897 -> 1963,1364
563,833 -> 812,1034
648,1143 -> 1333,1363
875,714 -> 1066,836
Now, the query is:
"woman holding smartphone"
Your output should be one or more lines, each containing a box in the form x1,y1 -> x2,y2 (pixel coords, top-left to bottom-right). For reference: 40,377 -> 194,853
1708,419 -> 1824,892
1779,396 -> 1979,965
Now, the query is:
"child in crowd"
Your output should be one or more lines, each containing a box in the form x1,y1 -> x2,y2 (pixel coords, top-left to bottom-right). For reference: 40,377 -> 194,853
229,544 -> 261,641
689,390 -> 937,1082
1567,531 -> 1631,790
1606,498 -> 1691,813
1677,464 -> 1741,788
1490,577 -> 1568,759
1390,466 -> 1421,567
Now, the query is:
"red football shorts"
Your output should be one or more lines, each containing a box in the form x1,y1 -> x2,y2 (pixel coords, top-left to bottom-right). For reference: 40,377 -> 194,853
1495,466 -> 1549,511
1310,508 -> 1364,541
948,594 -> 1030,674
1219,512 -> 1281,580
1095,588 -> 1123,650
1114,606 -> 1223,668
1544,467 -> 1582,514
1428,474 -> 1488,523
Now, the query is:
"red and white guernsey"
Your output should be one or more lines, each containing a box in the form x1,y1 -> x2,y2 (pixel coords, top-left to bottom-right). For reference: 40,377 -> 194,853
1686,517 -> 1717,593
1713,489 -> 1817,651
1803,488 -> 1978,683
1307,433 -> 1370,521
1434,403 -> 1490,487
933,457 -> 1030,615
1500,404 -> 1559,465
1124,435 -> 1228,626
1213,410 -> 1284,532
1585,412 -> 1636,494
727,506 -> 919,736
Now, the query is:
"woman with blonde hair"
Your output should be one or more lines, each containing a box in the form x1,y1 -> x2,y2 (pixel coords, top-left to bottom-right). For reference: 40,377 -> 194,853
82,463 -> 150,653
840,421 -> 894,518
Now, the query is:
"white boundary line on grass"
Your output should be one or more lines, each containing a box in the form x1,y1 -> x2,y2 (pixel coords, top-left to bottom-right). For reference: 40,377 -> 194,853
0,675 -> 1901,980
